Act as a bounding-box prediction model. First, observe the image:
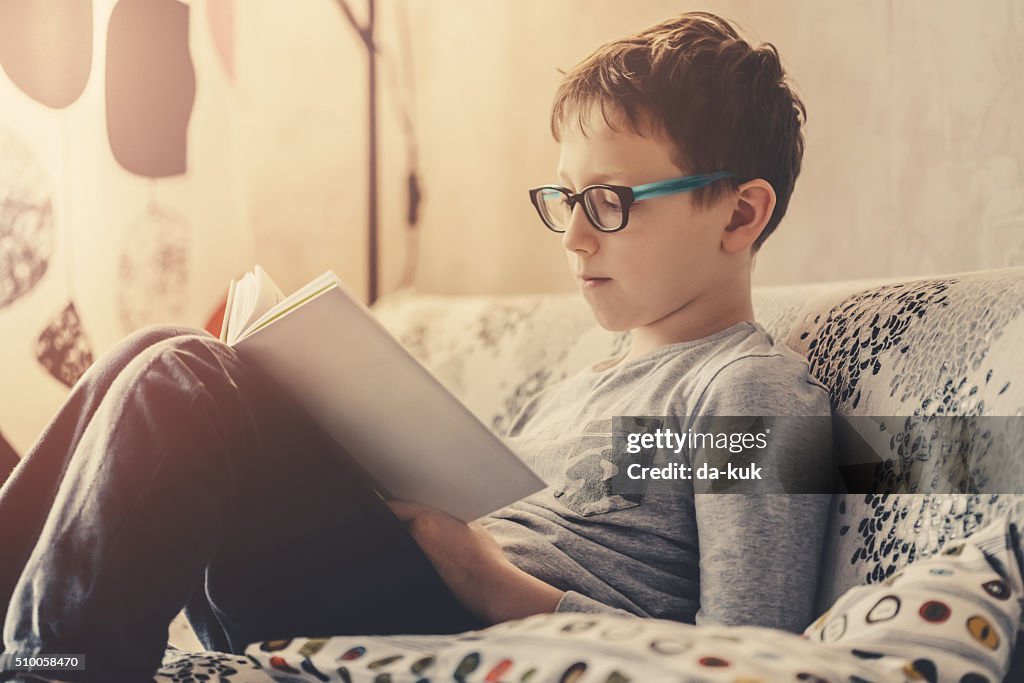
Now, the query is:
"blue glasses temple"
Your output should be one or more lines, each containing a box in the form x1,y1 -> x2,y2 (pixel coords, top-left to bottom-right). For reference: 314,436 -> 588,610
632,171 -> 736,199
540,171 -> 736,201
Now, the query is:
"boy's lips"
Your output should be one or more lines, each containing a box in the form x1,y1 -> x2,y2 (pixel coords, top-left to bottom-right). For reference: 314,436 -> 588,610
578,274 -> 611,288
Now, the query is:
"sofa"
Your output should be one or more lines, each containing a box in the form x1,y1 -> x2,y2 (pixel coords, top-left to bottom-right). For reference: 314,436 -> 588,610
157,265 -> 1024,681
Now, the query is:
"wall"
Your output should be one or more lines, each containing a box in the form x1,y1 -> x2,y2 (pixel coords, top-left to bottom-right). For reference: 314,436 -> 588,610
394,0 -> 1024,294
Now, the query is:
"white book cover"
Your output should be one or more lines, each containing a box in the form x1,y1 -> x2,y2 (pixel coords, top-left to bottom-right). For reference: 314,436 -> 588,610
221,266 -> 546,522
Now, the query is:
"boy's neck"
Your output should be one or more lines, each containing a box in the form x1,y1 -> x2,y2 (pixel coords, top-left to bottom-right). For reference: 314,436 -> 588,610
620,290 -> 756,365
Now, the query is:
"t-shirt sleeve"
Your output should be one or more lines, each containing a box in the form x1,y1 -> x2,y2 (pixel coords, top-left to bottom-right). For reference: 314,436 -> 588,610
688,354 -> 834,633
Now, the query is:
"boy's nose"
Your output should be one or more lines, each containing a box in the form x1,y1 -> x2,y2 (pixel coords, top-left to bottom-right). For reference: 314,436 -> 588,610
561,203 -> 598,254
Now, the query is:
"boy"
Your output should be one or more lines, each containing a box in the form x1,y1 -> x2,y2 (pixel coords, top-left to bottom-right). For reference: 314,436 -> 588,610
0,10 -> 830,682
414,9 -> 831,628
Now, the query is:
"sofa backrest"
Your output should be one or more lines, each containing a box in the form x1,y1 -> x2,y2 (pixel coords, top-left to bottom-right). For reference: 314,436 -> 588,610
783,267 -> 1024,614
372,266 -> 1024,616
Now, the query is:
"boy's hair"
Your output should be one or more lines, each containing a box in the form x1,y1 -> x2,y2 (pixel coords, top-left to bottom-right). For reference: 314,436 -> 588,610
550,11 -> 806,251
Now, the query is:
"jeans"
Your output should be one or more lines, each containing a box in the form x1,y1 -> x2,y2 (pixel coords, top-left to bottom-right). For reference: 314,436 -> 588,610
0,327 -> 483,681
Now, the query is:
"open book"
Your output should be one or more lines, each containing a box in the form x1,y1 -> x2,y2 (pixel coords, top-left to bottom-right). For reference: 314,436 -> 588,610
221,266 -> 546,522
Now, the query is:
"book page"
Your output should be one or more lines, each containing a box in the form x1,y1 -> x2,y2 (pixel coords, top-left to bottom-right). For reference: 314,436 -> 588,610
224,265 -> 287,344
219,278 -> 237,343
235,270 -> 338,343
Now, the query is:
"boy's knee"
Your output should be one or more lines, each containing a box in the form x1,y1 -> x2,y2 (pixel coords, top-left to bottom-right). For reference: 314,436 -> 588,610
131,333 -> 244,398
118,324 -> 213,355
77,325 -> 213,391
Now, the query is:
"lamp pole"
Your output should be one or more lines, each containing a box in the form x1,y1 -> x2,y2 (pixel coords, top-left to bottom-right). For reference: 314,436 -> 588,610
367,0 -> 378,304
334,0 -> 380,304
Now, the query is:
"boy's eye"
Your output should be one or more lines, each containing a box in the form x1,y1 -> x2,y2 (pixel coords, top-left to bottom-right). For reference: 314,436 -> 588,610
587,188 -> 621,209
584,188 -> 626,230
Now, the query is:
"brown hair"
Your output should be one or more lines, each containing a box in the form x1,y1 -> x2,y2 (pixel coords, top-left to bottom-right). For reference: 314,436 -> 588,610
550,11 -> 806,251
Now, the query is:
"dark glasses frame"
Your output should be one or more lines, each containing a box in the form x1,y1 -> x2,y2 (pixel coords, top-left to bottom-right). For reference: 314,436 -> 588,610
528,171 -> 737,233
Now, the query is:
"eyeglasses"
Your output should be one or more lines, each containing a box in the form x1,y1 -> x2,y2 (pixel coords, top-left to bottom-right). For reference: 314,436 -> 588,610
528,171 -> 737,233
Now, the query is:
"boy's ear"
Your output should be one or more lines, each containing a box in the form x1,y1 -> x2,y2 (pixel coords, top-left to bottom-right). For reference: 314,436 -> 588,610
721,179 -> 776,254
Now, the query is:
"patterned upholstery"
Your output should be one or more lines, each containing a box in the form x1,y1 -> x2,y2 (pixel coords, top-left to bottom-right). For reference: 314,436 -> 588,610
785,268 -> 1024,614
156,266 -> 1024,680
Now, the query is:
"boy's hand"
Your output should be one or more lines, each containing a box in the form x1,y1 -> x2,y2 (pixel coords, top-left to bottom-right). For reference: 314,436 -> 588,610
386,500 -> 565,625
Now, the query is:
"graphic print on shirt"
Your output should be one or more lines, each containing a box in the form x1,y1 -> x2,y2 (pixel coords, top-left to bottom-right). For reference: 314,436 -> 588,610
554,417 -> 661,516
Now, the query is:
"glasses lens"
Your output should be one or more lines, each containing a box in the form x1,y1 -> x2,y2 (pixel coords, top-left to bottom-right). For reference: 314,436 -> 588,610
583,187 -> 624,230
537,188 -> 571,231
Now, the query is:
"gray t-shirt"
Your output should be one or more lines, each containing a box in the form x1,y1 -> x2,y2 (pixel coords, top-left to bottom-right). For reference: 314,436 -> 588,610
479,320 -> 833,633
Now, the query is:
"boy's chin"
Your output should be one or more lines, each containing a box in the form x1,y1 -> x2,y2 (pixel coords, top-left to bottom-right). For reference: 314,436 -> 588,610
585,306 -> 632,333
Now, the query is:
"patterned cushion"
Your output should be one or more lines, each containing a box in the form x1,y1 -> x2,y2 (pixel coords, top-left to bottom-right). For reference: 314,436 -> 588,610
803,509 -> 1024,683
157,646 -> 272,682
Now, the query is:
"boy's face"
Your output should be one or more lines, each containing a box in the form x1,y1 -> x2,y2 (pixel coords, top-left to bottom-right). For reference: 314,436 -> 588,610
556,106 -> 738,333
